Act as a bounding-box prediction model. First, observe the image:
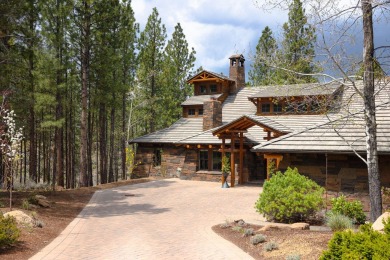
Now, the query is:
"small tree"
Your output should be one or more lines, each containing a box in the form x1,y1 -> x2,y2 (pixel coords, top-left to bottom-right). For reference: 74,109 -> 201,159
221,155 -> 231,174
255,167 -> 324,223
0,102 -> 23,210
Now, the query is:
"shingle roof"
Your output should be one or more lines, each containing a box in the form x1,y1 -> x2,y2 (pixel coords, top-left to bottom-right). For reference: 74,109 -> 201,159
251,103 -> 390,153
130,79 -> 390,152
249,82 -> 341,98
252,81 -> 390,154
181,94 -> 223,106
212,114 -> 292,134
128,118 -> 203,144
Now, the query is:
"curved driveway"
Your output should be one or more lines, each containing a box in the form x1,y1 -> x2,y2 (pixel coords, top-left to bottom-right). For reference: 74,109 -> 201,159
31,179 -> 265,260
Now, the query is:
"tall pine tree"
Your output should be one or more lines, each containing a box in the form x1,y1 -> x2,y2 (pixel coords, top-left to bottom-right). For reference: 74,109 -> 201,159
280,0 -> 318,83
249,26 -> 278,85
161,23 -> 195,127
137,7 -> 167,133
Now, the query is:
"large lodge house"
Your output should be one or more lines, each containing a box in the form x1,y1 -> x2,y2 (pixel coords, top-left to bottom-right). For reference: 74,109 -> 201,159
129,54 -> 390,191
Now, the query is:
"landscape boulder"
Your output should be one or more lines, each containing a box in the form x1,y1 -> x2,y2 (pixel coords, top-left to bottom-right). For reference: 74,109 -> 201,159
4,210 -> 35,227
372,212 -> 390,232
35,195 -> 50,208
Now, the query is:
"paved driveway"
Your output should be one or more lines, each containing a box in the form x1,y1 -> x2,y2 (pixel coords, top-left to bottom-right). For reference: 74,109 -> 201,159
31,179 -> 265,260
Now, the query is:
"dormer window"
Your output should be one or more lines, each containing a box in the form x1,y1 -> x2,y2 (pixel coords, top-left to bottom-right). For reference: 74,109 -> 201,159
210,85 -> 217,93
262,103 -> 271,113
200,85 -> 207,94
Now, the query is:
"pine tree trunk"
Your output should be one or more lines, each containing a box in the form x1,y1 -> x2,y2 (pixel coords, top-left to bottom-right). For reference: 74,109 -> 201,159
362,0 -> 382,221
122,93 -> 126,180
79,0 -> 91,187
99,104 -> 107,184
87,109 -> 93,186
108,104 -> 115,183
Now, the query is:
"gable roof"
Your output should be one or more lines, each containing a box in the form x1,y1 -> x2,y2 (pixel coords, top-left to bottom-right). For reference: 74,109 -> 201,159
186,70 -> 233,84
212,114 -> 292,136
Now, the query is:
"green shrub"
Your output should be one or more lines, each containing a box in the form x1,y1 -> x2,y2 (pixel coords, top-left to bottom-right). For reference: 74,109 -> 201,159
22,199 -> 30,210
320,220 -> 390,259
243,228 -> 254,237
0,215 -> 20,247
325,212 -> 354,231
255,167 -> 324,223
250,234 -> 267,245
330,195 -> 366,224
264,241 -> 279,252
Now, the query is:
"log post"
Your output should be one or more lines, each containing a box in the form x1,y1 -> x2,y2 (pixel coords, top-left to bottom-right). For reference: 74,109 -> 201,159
239,132 -> 244,184
231,134 -> 235,187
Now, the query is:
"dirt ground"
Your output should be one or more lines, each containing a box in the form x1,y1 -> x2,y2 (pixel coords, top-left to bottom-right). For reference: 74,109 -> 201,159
0,178 -> 151,260
212,222 -> 333,260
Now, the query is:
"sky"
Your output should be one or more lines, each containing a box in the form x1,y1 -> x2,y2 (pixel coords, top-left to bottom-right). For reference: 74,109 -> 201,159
132,0 -> 390,79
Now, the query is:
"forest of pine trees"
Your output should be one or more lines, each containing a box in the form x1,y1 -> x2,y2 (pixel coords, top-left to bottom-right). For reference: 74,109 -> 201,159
0,1 -> 196,188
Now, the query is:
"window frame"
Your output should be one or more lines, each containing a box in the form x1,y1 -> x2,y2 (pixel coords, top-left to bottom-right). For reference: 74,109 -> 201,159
199,150 -> 209,170
212,151 -> 222,171
200,85 -> 207,94
153,149 -> 162,166
261,103 -> 271,113
188,108 -> 196,116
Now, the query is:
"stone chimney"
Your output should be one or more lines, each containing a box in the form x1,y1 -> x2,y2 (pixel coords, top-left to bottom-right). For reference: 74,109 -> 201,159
203,97 -> 222,131
229,54 -> 245,93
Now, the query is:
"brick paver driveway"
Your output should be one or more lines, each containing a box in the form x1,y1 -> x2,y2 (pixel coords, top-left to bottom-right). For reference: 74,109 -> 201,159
31,179 -> 265,260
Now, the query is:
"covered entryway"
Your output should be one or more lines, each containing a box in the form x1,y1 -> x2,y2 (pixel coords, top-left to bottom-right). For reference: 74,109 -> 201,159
212,115 -> 289,187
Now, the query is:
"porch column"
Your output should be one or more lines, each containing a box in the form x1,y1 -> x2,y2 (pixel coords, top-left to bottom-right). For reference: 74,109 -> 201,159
231,133 -> 235,187
239,132 -> 244,184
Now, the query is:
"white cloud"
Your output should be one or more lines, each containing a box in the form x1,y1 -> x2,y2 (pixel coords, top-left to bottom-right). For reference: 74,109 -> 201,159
132,0 -> 288,74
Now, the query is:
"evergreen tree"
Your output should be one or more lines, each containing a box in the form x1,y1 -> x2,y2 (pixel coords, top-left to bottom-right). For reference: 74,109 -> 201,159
161,23 -> 196,127
137,7 -> 167,133
249,26 -> 278,85
280,0 -> 318,83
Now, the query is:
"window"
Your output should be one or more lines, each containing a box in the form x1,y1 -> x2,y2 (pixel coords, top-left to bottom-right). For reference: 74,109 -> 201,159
198,109 -> 203,115
200,85 -> 207,94
210,84 -> 217,93
212,151 -> 222,170
188,109 -> 195,116
261,103 -> 271,113
153,149 -> 162,166
273,103 -> 282,113
199,150 -> 208,170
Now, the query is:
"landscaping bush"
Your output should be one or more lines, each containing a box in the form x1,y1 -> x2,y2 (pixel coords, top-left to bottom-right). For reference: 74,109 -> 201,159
0,215 -> 20,247
325,212 -> 353,231
264,241 -> 279,252
330,195 -> 366,224
320,219 -> 390,259
255,167 -> 324,223
250,234 -> 267,245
